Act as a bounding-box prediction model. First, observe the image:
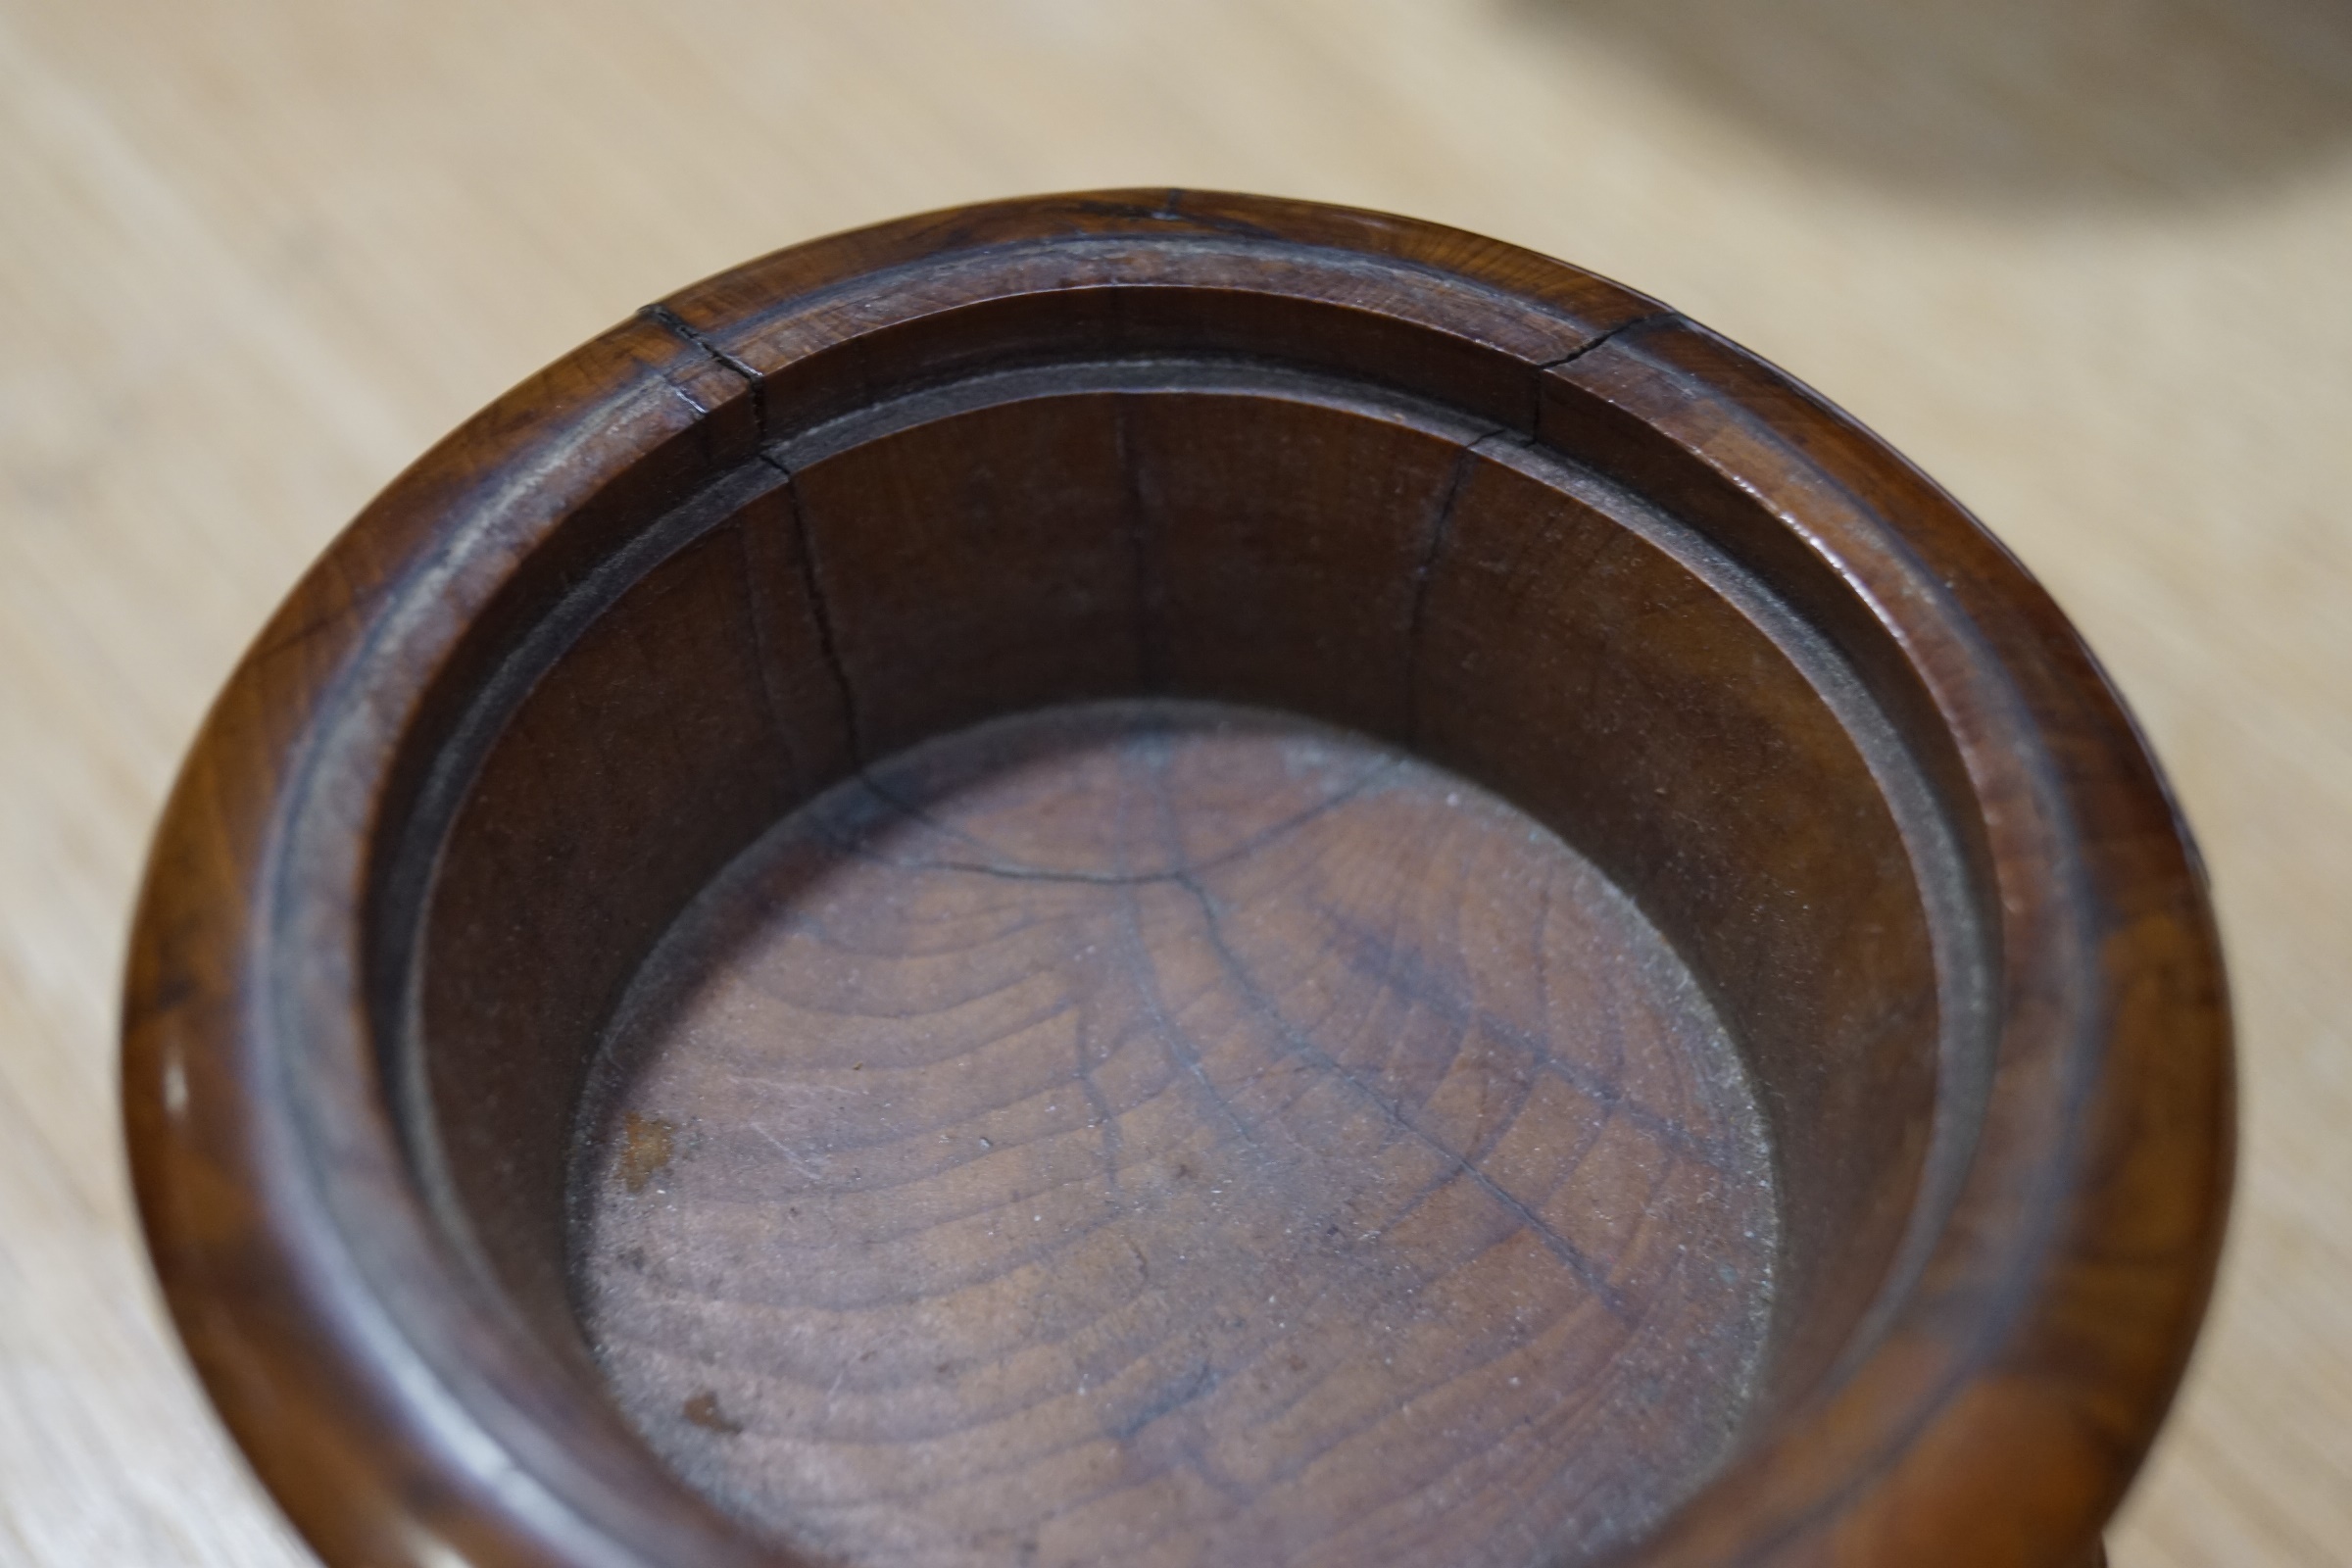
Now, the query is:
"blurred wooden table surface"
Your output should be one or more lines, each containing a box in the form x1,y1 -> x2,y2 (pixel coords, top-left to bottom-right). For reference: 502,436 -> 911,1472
3,2 -> 2346,1563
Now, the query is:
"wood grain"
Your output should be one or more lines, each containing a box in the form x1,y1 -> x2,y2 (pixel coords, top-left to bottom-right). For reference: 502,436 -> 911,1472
107,189 -> 2225,1568
0,3 -> 2343,1565
576,702 -> 1775,1566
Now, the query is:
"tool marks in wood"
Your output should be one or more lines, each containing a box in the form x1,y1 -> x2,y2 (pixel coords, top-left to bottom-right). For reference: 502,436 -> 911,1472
574,701 -> 1775,1568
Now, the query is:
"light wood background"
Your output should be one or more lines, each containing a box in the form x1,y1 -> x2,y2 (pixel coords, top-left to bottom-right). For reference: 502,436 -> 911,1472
2,2 -> 2345,1563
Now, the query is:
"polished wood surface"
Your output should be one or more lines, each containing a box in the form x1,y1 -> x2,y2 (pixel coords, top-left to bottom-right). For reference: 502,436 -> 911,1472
1,4 -> 2343,1566
112,191 -> 2223,1568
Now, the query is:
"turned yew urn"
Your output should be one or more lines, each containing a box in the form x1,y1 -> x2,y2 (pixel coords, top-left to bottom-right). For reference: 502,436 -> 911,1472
123,193 -> 2230,1568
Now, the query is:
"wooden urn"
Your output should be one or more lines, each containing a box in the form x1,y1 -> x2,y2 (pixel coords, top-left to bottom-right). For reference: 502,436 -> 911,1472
123,193 -> 2230,1568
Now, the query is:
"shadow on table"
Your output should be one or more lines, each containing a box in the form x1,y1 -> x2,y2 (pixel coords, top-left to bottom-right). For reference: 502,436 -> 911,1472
1508,0 -> 2352,209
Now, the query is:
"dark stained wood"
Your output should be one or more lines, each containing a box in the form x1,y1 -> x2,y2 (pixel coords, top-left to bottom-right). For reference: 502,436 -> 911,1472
1410,440 -> 1947,1413
121,191 -> 2230,1568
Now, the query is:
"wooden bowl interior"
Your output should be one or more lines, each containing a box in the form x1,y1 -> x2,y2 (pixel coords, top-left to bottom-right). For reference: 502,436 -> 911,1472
394,360 -> 1972,1561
